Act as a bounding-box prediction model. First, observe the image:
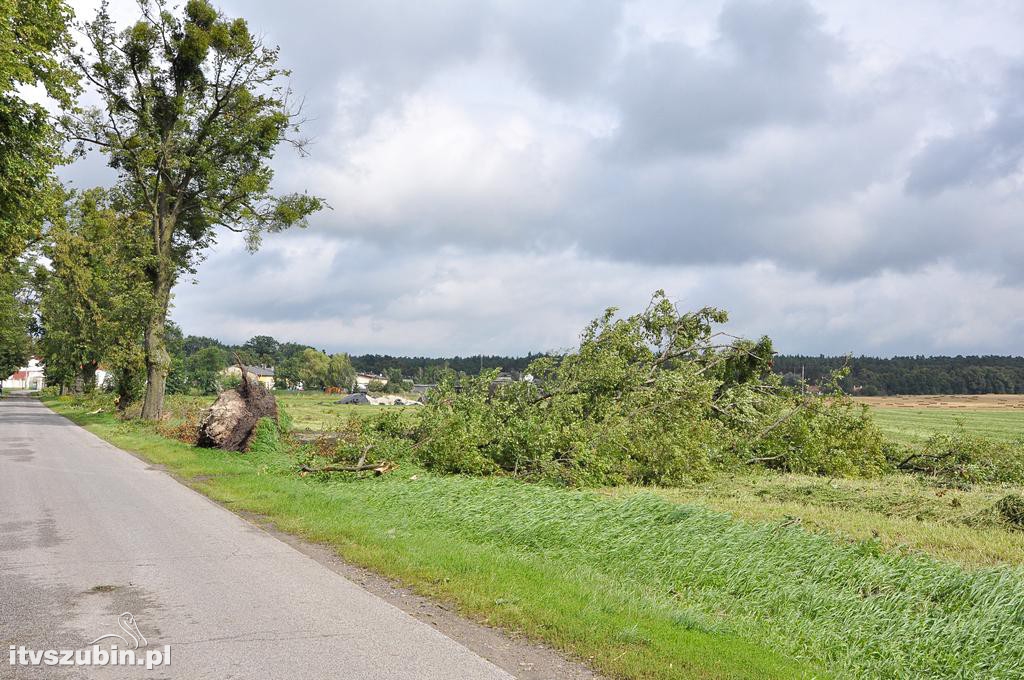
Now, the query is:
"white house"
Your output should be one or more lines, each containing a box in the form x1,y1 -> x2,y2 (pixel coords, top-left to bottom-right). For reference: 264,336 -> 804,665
3,358 -> 46,391
354,372 -> 387,390
2,360 -> 111,392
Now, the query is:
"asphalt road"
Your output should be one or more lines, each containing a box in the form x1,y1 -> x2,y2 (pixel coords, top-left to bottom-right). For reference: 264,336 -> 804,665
0,397 -> 512,679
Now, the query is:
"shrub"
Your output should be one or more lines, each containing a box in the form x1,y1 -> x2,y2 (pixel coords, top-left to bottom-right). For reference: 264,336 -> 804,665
38,386 -> 61,400
154,396 -> 203,444
297,412 -> 412,475
996,494 -> 1024,528
752,393 -> 891,477
277,404 -> 294,434
895,428 -> 1024,486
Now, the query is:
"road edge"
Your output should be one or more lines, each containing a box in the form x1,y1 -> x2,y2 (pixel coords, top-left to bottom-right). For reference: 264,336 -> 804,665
39,397 -> 603,680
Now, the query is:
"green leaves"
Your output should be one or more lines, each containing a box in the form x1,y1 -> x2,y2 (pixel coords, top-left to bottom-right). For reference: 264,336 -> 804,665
67,0 -> 324,273
415,291 -> 889,486
37,189 -> 154,394
0,0 -> 76,259
0,264 -> 33,379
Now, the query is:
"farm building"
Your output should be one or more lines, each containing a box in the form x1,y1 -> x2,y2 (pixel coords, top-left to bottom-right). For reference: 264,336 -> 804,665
354,372 -> 388,390
222,365 -> 276,390
3,358 -> 46,391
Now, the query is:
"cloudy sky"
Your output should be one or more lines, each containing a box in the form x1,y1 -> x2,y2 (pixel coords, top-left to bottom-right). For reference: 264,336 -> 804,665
64,0 -> 1024,357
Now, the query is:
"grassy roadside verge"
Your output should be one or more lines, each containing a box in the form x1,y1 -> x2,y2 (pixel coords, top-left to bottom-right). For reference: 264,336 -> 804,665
45,397 -> 1024,679
45,397 -> 804,680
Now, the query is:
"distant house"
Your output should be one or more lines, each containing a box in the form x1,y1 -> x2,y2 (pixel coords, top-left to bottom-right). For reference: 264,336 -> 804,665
3,358 -> 46,391
354,372 -> 387,391
222,365 -> 275,390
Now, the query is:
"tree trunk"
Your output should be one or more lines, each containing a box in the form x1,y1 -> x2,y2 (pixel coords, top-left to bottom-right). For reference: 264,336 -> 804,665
79,361 -> 98,394
140,265 -> 173,420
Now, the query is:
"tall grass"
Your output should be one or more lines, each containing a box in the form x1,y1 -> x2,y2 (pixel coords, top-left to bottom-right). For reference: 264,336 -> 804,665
340,474 -> 1024,678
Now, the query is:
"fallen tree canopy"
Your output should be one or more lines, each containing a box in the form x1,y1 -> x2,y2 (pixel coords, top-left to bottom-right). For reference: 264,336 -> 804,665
408,290 -> 891,486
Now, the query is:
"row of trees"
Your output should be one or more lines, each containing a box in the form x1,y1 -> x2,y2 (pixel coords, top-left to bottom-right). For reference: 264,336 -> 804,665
2,0 -> 323,415
166,333 -> 357,393
775,356 -> 1024,395
0,0 -> 75,380
349,354 -> 542,383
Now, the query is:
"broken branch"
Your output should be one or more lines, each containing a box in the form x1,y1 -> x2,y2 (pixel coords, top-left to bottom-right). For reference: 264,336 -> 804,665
299,460 -> 396,475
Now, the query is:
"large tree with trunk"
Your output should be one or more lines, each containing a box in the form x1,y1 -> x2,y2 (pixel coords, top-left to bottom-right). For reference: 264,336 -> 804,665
65,0 -> 323,418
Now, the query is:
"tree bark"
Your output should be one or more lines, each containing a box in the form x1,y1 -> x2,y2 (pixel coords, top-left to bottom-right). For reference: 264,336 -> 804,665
79,361 -> 98,394
140,255 -> 173,420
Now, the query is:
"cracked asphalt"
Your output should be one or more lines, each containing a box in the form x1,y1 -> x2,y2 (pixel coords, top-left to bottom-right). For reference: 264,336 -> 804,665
0,397 -> 512,679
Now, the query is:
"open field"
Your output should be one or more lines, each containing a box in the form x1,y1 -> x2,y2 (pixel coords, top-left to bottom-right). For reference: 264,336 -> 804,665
855,395 -> 1024,409
161,391 -> 420,431
45,395 -> 1024,679
275,391 -> 420,431
854,394 -> 1024,444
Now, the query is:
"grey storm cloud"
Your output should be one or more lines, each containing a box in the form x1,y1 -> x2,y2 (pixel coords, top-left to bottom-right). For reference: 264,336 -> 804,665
906,67 -> 1024,196
251,0 -> 1022,282
609,0 -> 842,158
67,0 -> 1024,355
217,0 -> 624,138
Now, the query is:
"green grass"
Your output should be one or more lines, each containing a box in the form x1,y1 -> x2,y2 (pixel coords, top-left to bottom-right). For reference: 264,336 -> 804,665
870,408 -> 1024,444
44,396 -> 1024,679
275,391 -> 420,431
154,391 -> 419,432
637,473 -> 1024,568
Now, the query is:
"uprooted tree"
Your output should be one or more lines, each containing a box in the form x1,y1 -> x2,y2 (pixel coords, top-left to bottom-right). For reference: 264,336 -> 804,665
65,0 -> 324,419
410,290 -> 890,486
196,357 -> 277,451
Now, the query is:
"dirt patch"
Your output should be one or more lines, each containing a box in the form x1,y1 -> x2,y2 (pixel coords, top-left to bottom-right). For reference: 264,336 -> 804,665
87,584 -> 119,593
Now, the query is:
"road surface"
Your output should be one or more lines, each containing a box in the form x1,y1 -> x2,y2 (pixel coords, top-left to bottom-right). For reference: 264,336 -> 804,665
0,397 -> 512,679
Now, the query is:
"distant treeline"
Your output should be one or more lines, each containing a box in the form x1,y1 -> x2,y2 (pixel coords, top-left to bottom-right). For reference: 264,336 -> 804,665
774,355 -> 1024,395
168,327 -> 1024,395
348,354 -> 543,382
